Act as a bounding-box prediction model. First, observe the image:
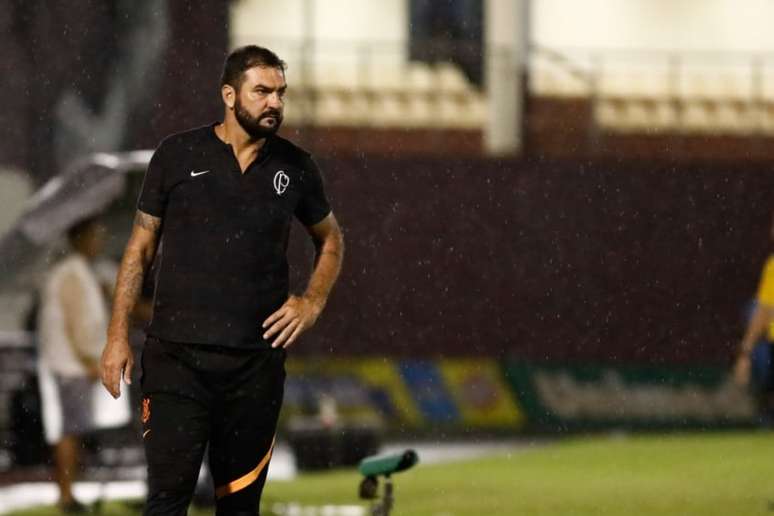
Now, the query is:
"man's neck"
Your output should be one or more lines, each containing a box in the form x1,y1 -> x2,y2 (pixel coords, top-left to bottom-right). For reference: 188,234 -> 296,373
216,120 -> 266,158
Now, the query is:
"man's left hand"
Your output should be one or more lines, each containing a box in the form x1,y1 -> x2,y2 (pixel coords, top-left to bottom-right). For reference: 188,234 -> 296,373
262,295 -> 322,348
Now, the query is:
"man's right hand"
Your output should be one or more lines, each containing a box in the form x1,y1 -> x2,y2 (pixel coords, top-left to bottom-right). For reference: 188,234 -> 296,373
100,338 -> 134,398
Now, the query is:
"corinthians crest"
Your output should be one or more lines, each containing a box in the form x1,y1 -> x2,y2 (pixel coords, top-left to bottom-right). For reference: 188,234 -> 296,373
273,170 -> 289,195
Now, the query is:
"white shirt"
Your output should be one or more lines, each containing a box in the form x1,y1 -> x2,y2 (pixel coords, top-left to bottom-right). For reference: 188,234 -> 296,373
38,254 -> 110,377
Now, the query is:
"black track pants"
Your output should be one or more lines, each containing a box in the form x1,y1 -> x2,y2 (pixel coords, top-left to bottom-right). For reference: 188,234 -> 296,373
139,337 -> 286,516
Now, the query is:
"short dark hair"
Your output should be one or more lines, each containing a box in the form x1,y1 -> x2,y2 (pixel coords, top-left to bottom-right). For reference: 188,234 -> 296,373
221,45 -> 287,91
67,215 -> 99,245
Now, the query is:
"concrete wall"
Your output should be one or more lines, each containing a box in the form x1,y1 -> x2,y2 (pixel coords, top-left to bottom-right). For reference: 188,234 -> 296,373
231,0 -> 408,45
234,0 -> 774,56
291,155 -> 771,365
533,0 -> 774,52
0,0 -> 230,183
231,0 -> 409,86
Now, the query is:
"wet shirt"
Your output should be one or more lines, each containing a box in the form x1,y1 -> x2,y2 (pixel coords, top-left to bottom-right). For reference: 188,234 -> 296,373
137,124 -> 331,348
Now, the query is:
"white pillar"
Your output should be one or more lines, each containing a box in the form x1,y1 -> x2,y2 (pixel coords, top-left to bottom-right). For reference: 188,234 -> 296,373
485,0 -> 528,156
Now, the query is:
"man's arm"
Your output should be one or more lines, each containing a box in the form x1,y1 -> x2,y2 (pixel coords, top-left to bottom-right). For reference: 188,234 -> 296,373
263,212 -> 344,348
100,210 -> 162,398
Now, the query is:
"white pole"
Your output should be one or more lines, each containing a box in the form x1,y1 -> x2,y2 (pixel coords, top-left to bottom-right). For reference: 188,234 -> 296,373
485,0 -> 529,156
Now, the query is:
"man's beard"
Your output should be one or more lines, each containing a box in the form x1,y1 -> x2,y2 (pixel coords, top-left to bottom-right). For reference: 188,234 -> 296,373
234,97 -> 283,139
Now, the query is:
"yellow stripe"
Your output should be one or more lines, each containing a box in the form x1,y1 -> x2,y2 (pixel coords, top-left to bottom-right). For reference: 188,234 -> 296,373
215,437 -> 275,498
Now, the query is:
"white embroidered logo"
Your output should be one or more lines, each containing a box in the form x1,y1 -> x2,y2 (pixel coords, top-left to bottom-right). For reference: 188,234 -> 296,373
273,170 -> 290,195
190,169 -> 210,177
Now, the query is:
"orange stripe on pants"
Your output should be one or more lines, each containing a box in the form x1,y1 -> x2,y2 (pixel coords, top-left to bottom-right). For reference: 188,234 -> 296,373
215,437 -> 275,498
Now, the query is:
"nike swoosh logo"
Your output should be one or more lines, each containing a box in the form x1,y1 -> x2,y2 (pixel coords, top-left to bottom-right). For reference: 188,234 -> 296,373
190,169 -> 211,177
143,429 -> 151,439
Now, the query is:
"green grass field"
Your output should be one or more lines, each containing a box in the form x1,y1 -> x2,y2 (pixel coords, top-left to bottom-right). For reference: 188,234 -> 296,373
9,431 -> 774,515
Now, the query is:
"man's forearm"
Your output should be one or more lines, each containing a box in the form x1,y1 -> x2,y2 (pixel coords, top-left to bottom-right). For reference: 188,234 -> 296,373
303,234 -> 344,309
108,247 -> 151,339
108,213 -> 161,340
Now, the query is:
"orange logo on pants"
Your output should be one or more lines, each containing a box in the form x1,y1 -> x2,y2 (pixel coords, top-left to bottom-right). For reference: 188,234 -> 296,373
141,397 -> 151,424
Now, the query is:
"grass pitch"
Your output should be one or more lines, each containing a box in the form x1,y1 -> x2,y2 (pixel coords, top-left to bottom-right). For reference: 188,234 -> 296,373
9,431 -> 774,515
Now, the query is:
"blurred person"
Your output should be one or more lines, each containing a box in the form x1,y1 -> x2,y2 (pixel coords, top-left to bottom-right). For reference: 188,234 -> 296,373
100,45 -> 344,515
37,216 -> 126,513
734,215 -> 774,420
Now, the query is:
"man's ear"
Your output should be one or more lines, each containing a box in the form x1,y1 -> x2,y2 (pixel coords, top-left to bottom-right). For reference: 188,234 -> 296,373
222,84 -> 236,109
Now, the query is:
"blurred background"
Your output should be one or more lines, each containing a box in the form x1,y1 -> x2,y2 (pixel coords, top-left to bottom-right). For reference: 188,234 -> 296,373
2,0 -> 774,514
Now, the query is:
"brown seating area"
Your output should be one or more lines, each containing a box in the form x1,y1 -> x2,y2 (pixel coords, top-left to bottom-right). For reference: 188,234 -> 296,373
282,61 -> 487,130
530,46 -> 774,138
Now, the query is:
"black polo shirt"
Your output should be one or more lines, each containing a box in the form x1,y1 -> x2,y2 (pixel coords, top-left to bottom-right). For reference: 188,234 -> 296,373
137,124 -> 331,348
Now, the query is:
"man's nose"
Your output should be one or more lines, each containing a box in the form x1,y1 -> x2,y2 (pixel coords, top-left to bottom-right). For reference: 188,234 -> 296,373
268,92 -> 283,108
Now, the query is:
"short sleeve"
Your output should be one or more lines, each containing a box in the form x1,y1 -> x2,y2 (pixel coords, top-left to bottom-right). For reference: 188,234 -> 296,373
756,256 -> 774,307
294,156 -> 332,226
137,142 -> 170,217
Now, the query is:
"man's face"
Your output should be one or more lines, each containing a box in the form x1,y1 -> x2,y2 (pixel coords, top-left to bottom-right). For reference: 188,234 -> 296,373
233,66 -> 286,138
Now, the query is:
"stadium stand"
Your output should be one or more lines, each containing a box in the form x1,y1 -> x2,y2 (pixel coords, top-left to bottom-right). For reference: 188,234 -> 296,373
279,55 -> 487,130
528,46 -> 774,137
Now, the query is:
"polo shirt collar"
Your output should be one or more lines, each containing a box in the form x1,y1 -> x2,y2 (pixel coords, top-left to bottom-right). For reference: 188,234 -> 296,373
209,122 -> 275,162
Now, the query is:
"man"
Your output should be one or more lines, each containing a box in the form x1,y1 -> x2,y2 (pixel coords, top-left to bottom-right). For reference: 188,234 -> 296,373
100,45 -> 344,515
38,217 -> 127,513
734,218 -> 774,398
733,257 -> 774,388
